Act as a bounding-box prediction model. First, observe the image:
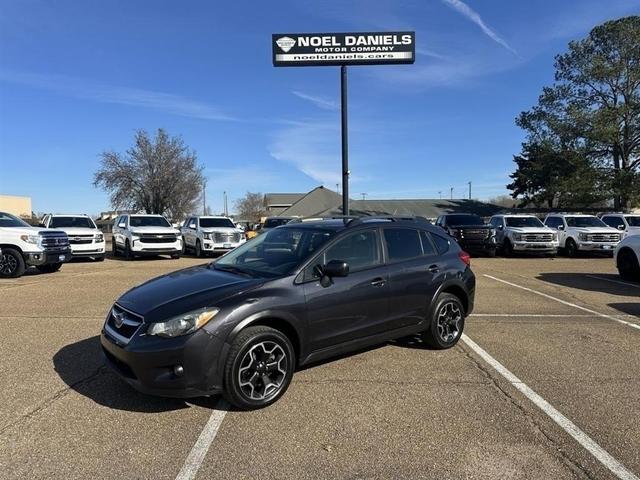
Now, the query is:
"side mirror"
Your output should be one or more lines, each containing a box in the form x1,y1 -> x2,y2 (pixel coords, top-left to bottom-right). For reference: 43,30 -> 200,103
38,223 -> 46,228
617,225 -> 626,230
558,225 -> 565,230
324,260 -> 349,278
498,225 -> 504,230
118,222 -> 126,229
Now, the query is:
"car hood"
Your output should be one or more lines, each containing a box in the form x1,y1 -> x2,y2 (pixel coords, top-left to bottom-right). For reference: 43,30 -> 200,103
570,227 -> 620,234
50,227 -> 97,235
0,226 -> 55,235
130,226 -> 180,235
508,227 -> 554,234
201,227 -> 243,234
116,264 -> 263,320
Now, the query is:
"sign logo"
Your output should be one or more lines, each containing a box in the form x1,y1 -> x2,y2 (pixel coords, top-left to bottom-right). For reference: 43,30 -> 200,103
276,36 -> 296,53
113,311 -> 125,329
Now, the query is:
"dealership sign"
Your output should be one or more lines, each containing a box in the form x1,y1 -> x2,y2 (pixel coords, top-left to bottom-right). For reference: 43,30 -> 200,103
272,32 -> 415,67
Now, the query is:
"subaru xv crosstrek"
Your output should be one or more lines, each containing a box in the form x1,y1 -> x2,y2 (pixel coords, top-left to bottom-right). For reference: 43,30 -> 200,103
101,217 -> 475,409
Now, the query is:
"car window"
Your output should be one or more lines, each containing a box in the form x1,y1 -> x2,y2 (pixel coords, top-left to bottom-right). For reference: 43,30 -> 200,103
505,217 -> 544,228
431,233 -> 450,254
200,218 -> 235,228
324,230 -> 381,272
626,216 -> 640,227
602,216 -> 624,228
419,231 -> 437,256
384,228 -> 422,262
50,216 -> 96,229
489,217 -> 501,228
545,217 -> 561,228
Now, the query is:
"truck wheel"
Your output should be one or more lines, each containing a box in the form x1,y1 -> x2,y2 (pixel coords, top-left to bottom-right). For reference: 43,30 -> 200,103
503,239 -> 514,257
223,326 -> 295,410
111,238 -> 119,257
36,263 -> 62,273
181,238 -> 186,254
171,253 -> 181,259
0,248 -> 26,278
124,240 -> 134,260
195,240 -> 203,258
421,293 -> 465,349
617,249 -> 640,281
565,238 -> 578,258
485,248 -> 496,258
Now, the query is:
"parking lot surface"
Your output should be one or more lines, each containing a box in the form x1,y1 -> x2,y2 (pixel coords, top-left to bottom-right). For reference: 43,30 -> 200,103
0,254 -> 638,479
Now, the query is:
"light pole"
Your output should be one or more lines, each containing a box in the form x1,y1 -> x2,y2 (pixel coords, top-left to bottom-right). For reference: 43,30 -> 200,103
450,187 -> 454,200
202,180 -> 207,215
361,193 -> 367,200
468,181 -> 472,200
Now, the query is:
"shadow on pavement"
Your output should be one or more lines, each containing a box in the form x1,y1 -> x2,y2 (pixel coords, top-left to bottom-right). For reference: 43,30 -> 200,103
53,335 -> 224,413
608,303 -> 640,317
536,272 -> 638,297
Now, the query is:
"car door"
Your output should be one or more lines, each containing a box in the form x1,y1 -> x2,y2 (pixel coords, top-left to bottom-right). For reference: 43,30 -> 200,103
382,227 -> 441,328
490,217 -> 505,244
302,228 -> 390,351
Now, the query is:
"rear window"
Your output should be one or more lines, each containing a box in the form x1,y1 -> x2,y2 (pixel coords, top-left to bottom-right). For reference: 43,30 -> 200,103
420,231 -> 437,256
384,228 -> 422,261
431,233 -> 450,254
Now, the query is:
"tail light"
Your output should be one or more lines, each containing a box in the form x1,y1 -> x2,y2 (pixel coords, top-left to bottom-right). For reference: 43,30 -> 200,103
458,251 -> 471,266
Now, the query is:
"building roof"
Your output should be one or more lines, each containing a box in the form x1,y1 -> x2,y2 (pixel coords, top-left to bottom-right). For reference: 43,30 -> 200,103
279,186 -> 343,217
263,193 -> 306,207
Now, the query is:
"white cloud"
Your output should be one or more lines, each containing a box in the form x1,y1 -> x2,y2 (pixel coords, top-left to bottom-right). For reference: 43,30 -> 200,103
441,0 -> 517,55
415,47 -> 448,60
0,70 -> 235,121
291,90 -> 339,111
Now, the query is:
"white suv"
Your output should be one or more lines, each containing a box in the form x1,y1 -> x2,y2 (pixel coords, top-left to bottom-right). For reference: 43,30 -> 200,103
489,214 -> 559,256
614,235 -> 640,281
181,216 -> 246,257
112,214 -> 182,259
543,214 -> 621,257
41,214 -> 106,261
600,213 -> 640,238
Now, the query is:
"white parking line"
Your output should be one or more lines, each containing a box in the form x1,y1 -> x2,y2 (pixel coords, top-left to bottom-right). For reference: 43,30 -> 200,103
483,274 -> 640,330
471,314 -> 594,317
461,334 -> 639,480
175,398 -> 229,480
586,275 -> 640,289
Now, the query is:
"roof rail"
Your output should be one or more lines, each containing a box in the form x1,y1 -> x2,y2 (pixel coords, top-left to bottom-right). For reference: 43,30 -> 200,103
346,215 -> 431,227
287,215 -> 359,224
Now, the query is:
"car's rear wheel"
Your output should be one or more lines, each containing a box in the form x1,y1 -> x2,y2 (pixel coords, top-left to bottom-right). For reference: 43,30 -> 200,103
503,239 -> 514,257
36,263 -> 62,273
0,248 -> 26,278
195,240 -> 203,258
422,293 -> 465,349
223,326 -> 295,410
111,238 -> 119,257
565,238 -> 578,257
618,248 -> 640,281
124,240 -> 134,260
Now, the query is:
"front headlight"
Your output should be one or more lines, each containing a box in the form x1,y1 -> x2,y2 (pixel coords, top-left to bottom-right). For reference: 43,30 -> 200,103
578,233 -> 589,241
20,234 -> 40,245
146,307 -> 219,338
513,233 -> 522,241
552,233 -> 558,241
95,233 -> 104,242
203,233 -> 212,240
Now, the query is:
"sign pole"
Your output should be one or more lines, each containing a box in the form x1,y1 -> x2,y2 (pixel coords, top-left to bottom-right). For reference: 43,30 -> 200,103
340,65 -> 349,216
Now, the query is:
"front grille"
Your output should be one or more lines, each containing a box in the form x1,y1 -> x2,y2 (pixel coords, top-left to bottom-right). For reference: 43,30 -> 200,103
40,232 -> 70,250
138,233 -> 177,244
214,232 -> 242,243
588,233 -> 620,242
105,304 -> 144,344
522,233 -> 554,242
462,229 -> 490,239
69,234 -> 95,245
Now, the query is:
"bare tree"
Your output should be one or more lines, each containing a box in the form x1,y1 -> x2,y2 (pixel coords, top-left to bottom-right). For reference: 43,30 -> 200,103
234,192 -> 266,223
94,129 -> 204,220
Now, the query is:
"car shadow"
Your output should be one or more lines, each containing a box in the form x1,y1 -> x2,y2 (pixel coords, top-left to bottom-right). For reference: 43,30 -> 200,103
53,336 -> 229,412
536,272 -> 639,297
608,303 -> 640,317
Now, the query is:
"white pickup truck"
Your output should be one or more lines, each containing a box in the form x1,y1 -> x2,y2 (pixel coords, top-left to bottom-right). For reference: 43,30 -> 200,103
489,214 -> 559,256
600,213 -> 640,239
181,215 -> 246,257
543,214 -> 621,257
112,214 -> 182,259
0,211 -> 72,278
40,214 -> 106,261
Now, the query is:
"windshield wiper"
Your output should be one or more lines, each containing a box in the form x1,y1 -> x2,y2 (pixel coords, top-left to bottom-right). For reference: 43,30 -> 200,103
214,264 -> 258,278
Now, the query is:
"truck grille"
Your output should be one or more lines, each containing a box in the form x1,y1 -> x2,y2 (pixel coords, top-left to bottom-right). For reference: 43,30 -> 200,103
69,234 -> 95,245
105,304 -> 144,344
40,232 -> 70,250
588,233 -> 620,242
462,229 -> 490,239
139,233 -> 177,244
214,232 -> 242,243
522,233 -> 554,242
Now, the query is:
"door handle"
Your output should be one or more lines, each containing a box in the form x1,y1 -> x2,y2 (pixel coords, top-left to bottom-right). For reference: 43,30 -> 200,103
428,264 -> 440,273
370,277 -> 386,287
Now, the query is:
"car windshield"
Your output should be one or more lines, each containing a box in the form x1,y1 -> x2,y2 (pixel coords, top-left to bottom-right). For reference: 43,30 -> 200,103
625,216 -> 640,227
264,218 -> 292,228
565,216 -> 607,228
200,218 -> 235,228
50,216 -> 95,229
505,217 -> 544,228
447,215 -> 485,226
214,227 -> 335,277
130,216 -> 171,228
0,212 -> 31,227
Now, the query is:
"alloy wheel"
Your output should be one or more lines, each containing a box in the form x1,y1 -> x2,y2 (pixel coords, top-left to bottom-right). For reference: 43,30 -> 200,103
436,301 -> 462,343
0,253 -> 18,275
237,341 -> 288,401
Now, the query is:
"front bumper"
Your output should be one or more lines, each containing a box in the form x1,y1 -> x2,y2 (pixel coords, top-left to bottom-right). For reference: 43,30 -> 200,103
131,240 -> 182,255
202,240 -> 244,252
70,241 -> 106,257
576,242 -> 618,252
24,249 -> 72,266
100,327 -> 223,398
512,241 -> 559,252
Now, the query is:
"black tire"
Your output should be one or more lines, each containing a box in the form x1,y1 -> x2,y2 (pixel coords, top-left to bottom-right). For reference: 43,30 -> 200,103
485,248 -> 497,258
36,262 -> 62,273
617,248 -> 640,281
181,237 -> 186,255
171,253 -> 181,259
421,293 -> 465,349
503,239 -> 514,257
565,238 -> 578,258
112,238 -> 119,257
124,240 -> 134,260
94,256 -> 105,262
195,240 -> 203,258
223,326 -> 295,410
0,248 -> 26,278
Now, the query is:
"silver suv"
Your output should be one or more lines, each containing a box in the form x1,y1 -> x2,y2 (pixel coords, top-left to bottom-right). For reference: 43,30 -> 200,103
181,216 -> 245,257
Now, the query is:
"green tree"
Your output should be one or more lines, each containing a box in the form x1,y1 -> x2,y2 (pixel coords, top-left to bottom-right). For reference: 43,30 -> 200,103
511,16 -> 640,209
94,129 -> 205,219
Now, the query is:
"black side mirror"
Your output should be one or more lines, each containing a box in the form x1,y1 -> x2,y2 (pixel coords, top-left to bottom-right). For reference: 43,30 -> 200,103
617,225 -> 626,230
498,225 -> 504,230
318,260 -> 349,287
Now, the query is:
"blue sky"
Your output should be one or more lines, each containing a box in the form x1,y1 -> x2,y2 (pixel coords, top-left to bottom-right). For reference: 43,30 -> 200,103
1,0 -> 638,215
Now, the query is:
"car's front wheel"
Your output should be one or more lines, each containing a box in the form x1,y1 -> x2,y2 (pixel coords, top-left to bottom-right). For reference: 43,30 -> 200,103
223,326 -> 295,410
422,293 -> 465,349
0,248 -> 26,278
618,248 -> 640,281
